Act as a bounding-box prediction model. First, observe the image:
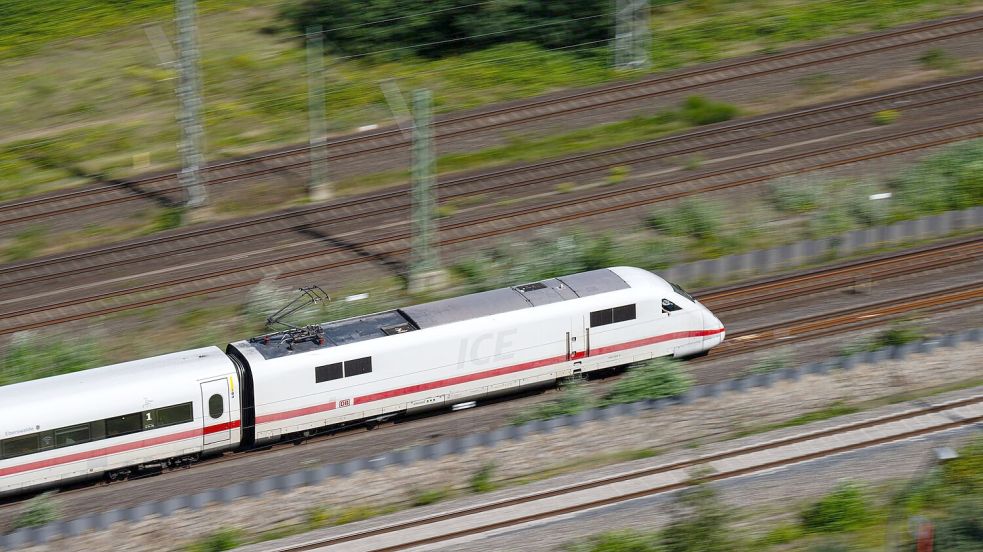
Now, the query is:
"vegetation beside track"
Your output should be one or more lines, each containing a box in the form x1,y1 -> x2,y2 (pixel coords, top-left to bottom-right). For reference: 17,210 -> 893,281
564,435 -> 983,551
0,139 -> 979,383
0,0 -> 977,200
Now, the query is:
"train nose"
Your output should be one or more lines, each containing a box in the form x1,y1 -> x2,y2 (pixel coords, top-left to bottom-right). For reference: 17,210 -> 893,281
704,310 -> 725,347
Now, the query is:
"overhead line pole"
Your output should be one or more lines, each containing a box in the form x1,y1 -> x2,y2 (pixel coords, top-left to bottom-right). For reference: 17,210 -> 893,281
614,0 -> 651,70
306,25 -> 332,201
408,89 -> 444,293
175,0 -> 208,210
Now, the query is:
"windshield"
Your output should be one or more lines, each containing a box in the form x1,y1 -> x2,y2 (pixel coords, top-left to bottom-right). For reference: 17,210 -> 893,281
669,282 -> 695,302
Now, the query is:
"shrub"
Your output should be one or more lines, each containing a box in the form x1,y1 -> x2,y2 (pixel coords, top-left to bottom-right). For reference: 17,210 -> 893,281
554,181 -> 577,193
888,139 -> 983,214
747,353 -> 788,375
872,321 -> 925,348
566,530 -> 663,552
14,492 -> 59,529
932,498 -> 983,551
469,462 -> 497,493
149,206 -> 184,233
3,226 -> 47,262
435,204 -> 458,218
513,378 -> 593,423
606,165 -> 631,186
769,179 -> 823,214
411,487 -> 451,506
680,96 -> 738,126
282,1 -> 613,59
646,199 -> 722,242
800,482 -> 871,533
872,109 -> 900,125
602,358 -> 692,406
918,48 -> 957,71
662,484 -> 733,552
187,528 -> 243,552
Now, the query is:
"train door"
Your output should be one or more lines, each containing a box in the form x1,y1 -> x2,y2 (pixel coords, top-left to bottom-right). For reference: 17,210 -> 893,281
201,378 -> 232,447
567,317 -> 588,363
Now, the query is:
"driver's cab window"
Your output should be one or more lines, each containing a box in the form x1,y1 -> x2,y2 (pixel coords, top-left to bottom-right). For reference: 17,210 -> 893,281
662,298 -> 682,314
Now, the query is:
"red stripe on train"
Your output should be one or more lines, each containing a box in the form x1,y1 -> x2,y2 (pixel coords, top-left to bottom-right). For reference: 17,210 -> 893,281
0,420 -> 240,477
256,401 -> 338,424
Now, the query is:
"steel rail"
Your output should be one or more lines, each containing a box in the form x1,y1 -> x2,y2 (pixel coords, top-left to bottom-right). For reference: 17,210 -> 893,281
2,74 -> 979,288
2,74 -> 979,285
1,12 -> 980,221
261,395 -> 983,551
0,118 -> 979,334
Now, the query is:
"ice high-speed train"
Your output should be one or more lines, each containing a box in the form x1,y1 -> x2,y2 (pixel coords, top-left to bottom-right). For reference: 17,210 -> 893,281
0,267 -> 724,495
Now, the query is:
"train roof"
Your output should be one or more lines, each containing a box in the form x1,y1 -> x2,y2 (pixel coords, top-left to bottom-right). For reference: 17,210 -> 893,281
243,268 -> 636,360
0,347 -> 234,426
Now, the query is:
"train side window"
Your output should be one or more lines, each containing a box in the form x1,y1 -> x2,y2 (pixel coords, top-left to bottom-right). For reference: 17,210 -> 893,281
344,357 -> 372,377
316,362 -> 343,383
142,410 -> 156,430
89,419 -> 106,441
590,309 -> 613,327
662,298 -> 682,312
613,304 -> 636,323
208,394 -> 224,419
156,403 -> 194,427
55,425 -> 91,448
105,413 -> 143,438
2,434 -> 39,459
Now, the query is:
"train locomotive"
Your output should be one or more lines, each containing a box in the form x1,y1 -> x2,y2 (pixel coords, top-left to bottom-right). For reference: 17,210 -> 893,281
0,267 -> 724,496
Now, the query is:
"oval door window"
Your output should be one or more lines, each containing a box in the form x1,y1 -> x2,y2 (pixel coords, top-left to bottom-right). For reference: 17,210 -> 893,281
208,394 -> 224,419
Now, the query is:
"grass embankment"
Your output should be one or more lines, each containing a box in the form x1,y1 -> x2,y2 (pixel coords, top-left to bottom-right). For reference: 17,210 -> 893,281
0,0 -> 977,202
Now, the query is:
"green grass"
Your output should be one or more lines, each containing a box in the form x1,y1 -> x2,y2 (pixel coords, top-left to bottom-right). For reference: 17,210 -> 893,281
0,0 -> 976,204
734,402 -> 861,438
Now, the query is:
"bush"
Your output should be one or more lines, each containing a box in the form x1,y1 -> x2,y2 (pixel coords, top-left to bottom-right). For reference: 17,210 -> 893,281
888,139 -> 983,214
800,482 -> 871,533
769,179 -> 823,214
282,0 -> 613,59
3,226 -> 47,262
646,199 -> 722,242
14,492 -> 59,529
602,358 -> 692,406
606,165 -> 631,186
872,321 -> 925,348
680,96 -> 738,126
919,48 -> 957,71
187,528 -> 243,552
662,484 -> 733,552
149,207 -> 184,233
566,530 -> 664,552
411,487 -> 451,506
513,378 -> 593,423
747,353 -> 788,375
932,498 -> 983,552
872,109 -> 900,125
469,462 -> 497,493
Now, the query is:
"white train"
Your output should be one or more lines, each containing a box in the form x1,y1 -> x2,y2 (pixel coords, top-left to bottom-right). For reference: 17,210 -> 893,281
0,267 -> 723,496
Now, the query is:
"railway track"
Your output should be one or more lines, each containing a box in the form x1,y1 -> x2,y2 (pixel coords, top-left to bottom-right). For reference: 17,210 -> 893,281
0,245 -> 976,517
698,235 -> 983,311
2,12 -> 982,226
247,394 -> 983,551
712,281 -> 983,358
1,113 -> 980,335
2,74 -> 981,289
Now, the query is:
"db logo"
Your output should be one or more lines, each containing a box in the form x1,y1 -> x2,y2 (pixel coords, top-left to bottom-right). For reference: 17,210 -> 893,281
339,399 -> 351,408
